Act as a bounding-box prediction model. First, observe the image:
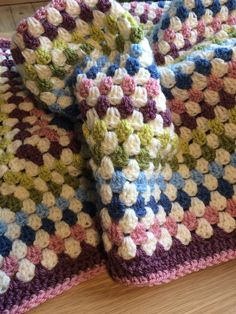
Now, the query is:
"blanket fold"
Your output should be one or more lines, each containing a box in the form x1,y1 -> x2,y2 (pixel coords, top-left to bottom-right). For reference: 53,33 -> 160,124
0,38 -> 104,314
0,0 -> 236,312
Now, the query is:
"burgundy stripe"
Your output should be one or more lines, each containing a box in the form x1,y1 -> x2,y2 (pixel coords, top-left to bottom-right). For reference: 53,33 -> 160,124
0,243 -> 104,312
107,227 -> 236,280
0,39 -> 10,49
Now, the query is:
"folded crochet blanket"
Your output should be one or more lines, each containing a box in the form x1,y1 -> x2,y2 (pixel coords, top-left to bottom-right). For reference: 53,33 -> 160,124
152,0 -> 236,64
0,38 -> 104,313
11,0 -> 169,119
1,0 -> 236,312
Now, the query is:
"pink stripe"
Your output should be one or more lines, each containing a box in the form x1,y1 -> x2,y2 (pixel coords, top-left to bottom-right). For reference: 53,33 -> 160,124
5,265 -> 105,314
4,251 -> 236,313
116,249 -> 236,287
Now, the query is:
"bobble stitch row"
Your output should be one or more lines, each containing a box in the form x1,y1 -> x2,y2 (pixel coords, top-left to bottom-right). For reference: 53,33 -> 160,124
0,45 -> 100,295
152,0 -> 236,65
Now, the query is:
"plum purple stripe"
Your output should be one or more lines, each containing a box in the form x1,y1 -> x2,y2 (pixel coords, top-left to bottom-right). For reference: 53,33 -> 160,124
108,227 -> 236,284
4,265 -> 105,314
116,249 -> 236,286
0,243 -> 104,312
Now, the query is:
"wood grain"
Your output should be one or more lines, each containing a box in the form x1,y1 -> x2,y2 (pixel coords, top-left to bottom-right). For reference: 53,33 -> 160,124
31,1 -> 47,10
30,260 -> 236,314
0,2 -> 47,35
0,6 -> 15,34
11,3 -> 34,27
0,0 -> 44,6
0,0 -> 27,6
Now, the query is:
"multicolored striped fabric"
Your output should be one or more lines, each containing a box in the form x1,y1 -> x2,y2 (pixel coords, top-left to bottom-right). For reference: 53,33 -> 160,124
152,0 -> 236,65
0,38 -> 104,313
0,0 -> 236,312
106,39 -> 236,285
11,0 -> 168,119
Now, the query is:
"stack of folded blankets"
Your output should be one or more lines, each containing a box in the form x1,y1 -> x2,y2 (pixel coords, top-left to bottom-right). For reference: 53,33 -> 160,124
0,0 -> 236,312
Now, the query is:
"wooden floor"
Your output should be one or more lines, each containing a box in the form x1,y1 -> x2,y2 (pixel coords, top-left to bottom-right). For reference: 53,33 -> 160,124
0,2 -> 47,37
1,3 -> 236,314
31,260 -> 236,314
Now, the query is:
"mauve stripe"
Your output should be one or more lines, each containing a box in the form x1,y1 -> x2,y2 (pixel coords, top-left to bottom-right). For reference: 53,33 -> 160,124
107,227 -> 236,280
5,266 -> 105,314
116,250 -> 236,286
0,39 -> 10,49
0,243 -> 104,312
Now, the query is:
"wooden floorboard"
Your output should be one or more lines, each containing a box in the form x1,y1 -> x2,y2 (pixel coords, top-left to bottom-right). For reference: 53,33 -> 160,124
31,1 -> 47,10
0,0 -> 39,6
30,260 -> 236,314
0,6 -> 16,34
0,2 -> 48,36
11,3 -> 34,27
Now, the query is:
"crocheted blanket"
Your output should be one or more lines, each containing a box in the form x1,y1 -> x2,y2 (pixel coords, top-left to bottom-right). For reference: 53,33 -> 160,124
1,0 -> 236,312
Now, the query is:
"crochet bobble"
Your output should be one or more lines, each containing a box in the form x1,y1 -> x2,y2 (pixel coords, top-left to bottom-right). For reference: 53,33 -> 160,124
6,0 -> 236,292
153,43 -> 236,254
75,21 -> 178,259
11,0 -> 166,120
152,0 -> 236,65
0,46 -> 100,295
121,1 -> 170,36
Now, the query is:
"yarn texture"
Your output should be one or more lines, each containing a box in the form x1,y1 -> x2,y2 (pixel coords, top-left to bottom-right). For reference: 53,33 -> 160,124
152,0 -> 236,65
0,0 -> 236,312
0,39 -> 103,313
11,0 -> 168,119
